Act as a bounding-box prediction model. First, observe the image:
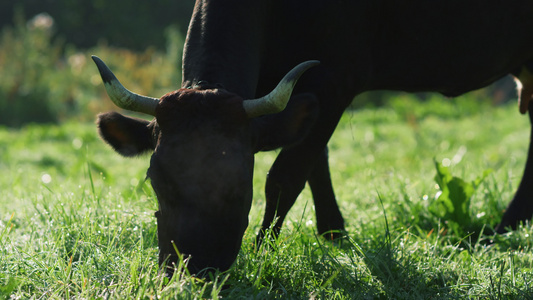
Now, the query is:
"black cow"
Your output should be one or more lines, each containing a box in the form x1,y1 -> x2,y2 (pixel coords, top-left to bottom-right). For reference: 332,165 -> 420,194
93,0 -> 533,275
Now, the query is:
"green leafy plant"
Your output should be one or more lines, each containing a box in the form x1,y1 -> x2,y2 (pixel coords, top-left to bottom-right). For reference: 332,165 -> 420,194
429,159 -> 492,236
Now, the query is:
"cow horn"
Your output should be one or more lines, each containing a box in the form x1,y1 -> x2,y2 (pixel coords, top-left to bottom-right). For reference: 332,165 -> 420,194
243,60 -> 320,118
92,56 -> 159,116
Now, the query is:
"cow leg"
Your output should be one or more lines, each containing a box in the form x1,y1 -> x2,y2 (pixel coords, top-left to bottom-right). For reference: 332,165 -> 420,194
307,147 -> 345,239
257,105 -> 346,242
496,103 -> 533,232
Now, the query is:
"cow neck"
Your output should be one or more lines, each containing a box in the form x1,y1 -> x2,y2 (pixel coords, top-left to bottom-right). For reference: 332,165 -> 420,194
181,1 -> 270,99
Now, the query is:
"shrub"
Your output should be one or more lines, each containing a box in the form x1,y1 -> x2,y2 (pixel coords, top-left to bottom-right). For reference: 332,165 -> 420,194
0,11 -> 183,127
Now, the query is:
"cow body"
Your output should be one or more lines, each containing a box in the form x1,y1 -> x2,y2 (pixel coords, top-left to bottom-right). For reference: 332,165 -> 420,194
95,0 -> 533,274
184,1 -> 533,96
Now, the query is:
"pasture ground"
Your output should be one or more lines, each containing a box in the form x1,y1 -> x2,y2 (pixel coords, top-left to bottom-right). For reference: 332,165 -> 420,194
1,97 -> 533,299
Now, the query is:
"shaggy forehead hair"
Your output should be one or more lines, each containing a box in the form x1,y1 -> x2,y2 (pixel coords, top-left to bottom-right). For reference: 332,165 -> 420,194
155,89 -> 248,127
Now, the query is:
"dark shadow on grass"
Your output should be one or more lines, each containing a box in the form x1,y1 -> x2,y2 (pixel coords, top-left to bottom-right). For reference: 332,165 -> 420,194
221,228 -> 387,299
355,195 -> 463,299
353,232 -> 463,299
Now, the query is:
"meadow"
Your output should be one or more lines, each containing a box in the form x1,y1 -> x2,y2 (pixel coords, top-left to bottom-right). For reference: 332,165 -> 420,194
2,95 -> 533,299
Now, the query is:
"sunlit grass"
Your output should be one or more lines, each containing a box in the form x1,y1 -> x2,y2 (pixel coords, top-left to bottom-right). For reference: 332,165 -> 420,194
2,98 -> 533,298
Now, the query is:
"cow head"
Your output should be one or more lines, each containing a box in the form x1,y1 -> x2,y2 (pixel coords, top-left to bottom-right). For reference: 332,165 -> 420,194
92,56 -> 319,275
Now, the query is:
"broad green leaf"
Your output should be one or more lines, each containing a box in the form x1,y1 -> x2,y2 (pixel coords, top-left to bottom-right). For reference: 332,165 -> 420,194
429,159 -> 491,235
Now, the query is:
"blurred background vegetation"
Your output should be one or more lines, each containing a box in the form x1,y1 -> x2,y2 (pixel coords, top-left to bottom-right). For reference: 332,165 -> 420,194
0,1 -> 195,50
0,1 -> 520,127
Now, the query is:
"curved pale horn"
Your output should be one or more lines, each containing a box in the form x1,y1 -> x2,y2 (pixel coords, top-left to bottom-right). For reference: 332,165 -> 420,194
92,56 -> 159,116
243,60 -> 320,118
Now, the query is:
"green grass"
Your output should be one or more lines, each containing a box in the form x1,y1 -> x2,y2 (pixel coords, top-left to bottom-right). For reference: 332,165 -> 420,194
2,98 -> 533,299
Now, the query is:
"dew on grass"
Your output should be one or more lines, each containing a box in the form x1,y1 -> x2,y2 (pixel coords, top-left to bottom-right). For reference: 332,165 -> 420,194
72,138 -> 83,150
452,145 -> 467,164
41,174 -> 52,184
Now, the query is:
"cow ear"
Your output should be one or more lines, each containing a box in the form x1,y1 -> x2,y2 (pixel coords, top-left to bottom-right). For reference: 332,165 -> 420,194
252,93 -> 319,152
97,112 -> 155,157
